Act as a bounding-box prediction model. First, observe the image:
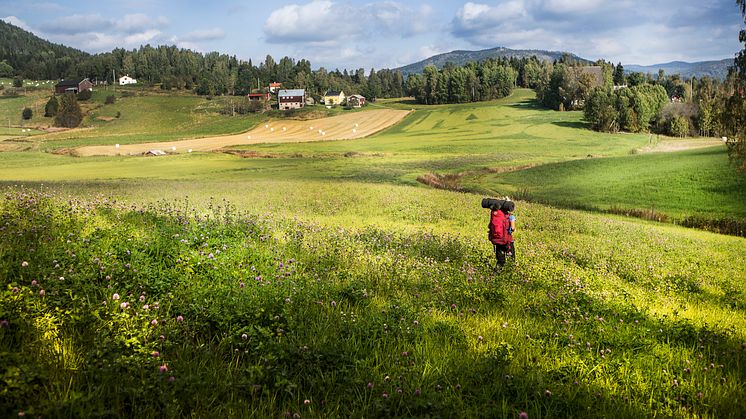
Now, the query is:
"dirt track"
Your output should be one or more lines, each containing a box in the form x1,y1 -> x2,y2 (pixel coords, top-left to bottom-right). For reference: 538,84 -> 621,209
74,109 -> 411,157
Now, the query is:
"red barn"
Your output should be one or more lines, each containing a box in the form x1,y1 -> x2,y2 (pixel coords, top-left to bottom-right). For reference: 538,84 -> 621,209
55,78 -> 93,94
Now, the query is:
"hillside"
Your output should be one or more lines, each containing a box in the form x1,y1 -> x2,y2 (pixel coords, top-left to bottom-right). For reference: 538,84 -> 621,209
625,59 -> 732,79
395,46 -> 591,76
0,19 -> 89,79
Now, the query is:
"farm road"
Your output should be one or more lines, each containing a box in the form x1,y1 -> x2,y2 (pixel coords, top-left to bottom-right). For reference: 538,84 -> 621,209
74,109 -> 411,156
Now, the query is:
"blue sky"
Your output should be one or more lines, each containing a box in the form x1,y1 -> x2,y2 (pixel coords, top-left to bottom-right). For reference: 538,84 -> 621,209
2,0 -> 743,70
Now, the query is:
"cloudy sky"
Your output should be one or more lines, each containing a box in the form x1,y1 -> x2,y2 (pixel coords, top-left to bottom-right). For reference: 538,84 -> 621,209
2,0 -> 743,70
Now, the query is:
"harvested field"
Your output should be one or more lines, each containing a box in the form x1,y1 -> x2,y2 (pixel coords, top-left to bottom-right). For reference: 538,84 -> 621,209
74,109 -> 411,156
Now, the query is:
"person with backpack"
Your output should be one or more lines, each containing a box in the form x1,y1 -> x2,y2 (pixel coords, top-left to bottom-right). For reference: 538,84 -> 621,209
488,200 -> 516,269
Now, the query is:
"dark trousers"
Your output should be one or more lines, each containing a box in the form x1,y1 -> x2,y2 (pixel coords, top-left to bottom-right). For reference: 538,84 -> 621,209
494,242 -> 515,267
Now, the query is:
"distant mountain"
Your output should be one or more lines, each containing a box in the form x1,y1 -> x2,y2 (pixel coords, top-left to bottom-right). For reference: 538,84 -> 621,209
0,19 -> 90,79
624,59 -> 733,79
395,46 -> 592,76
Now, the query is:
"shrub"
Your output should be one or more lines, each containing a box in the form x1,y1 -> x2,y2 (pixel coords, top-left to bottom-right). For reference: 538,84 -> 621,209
669,116 -> 689,137
12,77 -> 23,88
77,89 -> 92,101
44,96 -> 59,117
105,95 -> 116,105
22,107 -> 32,120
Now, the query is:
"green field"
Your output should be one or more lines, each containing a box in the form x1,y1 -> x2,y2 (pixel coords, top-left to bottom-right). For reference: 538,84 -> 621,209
1,87 -> 745,417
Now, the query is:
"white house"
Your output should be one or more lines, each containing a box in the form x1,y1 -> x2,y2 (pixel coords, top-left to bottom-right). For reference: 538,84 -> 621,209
119,75 -> 137,85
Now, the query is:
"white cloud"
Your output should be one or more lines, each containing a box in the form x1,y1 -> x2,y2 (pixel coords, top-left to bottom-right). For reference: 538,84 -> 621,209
541,0 -> 603,14
1,15 -> 31,30
180,28 -> 227,42
115,14 -> 168,34
39,13 -> 110,34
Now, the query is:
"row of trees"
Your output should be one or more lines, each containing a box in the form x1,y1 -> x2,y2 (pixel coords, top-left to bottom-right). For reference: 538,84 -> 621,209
405,60 -> 517,104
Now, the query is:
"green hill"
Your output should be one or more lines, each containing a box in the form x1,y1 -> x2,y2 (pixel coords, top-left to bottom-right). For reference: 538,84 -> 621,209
0,19 -> 90,79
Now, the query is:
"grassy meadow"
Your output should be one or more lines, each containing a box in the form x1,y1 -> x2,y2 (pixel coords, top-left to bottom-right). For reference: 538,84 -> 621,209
1,86 -> 745,417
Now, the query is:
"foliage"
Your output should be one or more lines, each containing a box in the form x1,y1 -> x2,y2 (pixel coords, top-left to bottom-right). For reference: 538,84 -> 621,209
76,89 -> 92,101
44,96 -> 58,117
12,78 -> 23,88
669,116 -> 689,137
0,60 -> 13,77
104,95 -> 116,105
53,93 -> 82,128
406,60 -> 516,105
21,107 -> 31,120
584,84 -> 669,133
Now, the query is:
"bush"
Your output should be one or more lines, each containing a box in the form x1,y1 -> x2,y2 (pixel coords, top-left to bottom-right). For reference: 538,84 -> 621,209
21,108 -> 32,120
105,95 -> 116,105
44,96 -> 59,117
669,116 -> 689,138
77,89 -> 92,101
12,77 -> 23,88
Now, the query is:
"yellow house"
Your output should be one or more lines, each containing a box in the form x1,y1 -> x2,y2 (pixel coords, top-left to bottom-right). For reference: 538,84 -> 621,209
323,90 -> 346,106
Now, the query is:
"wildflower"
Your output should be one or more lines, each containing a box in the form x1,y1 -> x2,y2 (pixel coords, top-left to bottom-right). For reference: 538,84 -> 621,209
140,295 -> 146,302
160,335 -> 166,341
241,333 -> 248,340
414,388 -> 421,396
331,300 -> 337,307
478,335 -> 483,342
544,389 -> 552,397
112,293 -> 120,300
401,351 -> 409,357
152,351 -> 160,357
120,302 -> 128,309
672,379 -> 679,387
381,391 -> 389,398
39,289 -> 45,296
519,412 -> 529,419
285,297 -> 291,304
159,364 -> 168,373
367,382 -> 374,389
0,320 -> 9,328
21,261 -> 28,267
396,388 -> 403,395
239,282 -> 245,288
413,320 -> 419,326
176,315 -> 184,322
451,303 -> 457,310
31,280 -> 38,287
303,399 -> 311,405
384,375 -> 390,382
143,305 -> 150,310
151,319 -> 158,326
697,392 -> 703,400
11,287 -> 19,294
168,376 -> 176,382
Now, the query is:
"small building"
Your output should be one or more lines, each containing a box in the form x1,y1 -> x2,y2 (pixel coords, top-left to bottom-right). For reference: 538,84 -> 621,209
55,78 -> 93,94
305,96 -> 315,106
269,82 -> 282,93
247,92 -> 271,101
118,75 -> 137,85
347,94 -> 366,108
278,89 -> 305,110
323,90 -> 346,106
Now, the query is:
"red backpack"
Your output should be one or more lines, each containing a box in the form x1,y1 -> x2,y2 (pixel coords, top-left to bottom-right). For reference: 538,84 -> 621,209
488,210 -> 512,245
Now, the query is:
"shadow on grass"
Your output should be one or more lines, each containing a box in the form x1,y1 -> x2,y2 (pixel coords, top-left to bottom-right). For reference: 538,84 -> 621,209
552,120 -> 590,130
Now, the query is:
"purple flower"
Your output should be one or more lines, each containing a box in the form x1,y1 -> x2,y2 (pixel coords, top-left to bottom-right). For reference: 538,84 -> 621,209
239,282 -> 245,288
139,295 -> 146,302
112,293 -> 120,300
519,412 -> 529,419
159,364 -> 168,373
176,315 -> 184,322
381,391 -> 389,398
120,302 -> 128,309
31,280 -> 38,287
367,382 -> 374,389
396,387 -> 403,395
0,320 -> 9,328
11,287 -> 19,294
39,289 -> 46,296
152,351 -> 160,357
151,319 -> 158,326
168,376 -> 176,382
414,388 -> 421,396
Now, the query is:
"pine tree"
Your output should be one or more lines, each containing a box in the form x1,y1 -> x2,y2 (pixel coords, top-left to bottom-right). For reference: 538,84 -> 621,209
54,93 -> 83,128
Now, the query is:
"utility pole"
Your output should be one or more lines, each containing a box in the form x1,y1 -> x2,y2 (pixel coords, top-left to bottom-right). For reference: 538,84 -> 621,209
113,69 -> 116,92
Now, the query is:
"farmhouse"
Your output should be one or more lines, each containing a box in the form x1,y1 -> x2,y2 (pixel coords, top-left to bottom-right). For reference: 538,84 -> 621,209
347,94 -> 366,108
55,78 -> 93,94
278,89 -> 305,110
323,90 -> 346,106
269,82 -> 282,93
118,75 -> 137,85
247,92 -> 271,101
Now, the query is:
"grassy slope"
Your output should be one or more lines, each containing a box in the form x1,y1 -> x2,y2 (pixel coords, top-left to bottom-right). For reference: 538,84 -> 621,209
479,146 -> 746,219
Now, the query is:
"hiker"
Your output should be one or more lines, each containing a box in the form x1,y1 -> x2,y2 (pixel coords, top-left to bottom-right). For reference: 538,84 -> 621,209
489,200 -> 515,268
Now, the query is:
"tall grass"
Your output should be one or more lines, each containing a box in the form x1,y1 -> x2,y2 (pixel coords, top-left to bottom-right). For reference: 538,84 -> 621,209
1,182 -> 744,417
